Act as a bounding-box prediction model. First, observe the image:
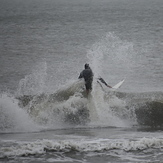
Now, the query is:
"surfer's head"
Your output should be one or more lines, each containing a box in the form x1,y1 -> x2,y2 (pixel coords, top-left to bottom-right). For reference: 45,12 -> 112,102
84,63 -> 89,69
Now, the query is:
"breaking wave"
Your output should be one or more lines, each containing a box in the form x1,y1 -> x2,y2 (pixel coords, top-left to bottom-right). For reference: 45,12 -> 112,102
16,80 -> 136,129
1,137 -> 163,158
1,79 -> 163,134
1,33 -> 163,133
0,93 -> 39,132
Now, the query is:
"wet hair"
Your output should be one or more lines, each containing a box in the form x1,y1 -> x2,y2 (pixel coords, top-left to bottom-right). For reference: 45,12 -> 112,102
84,63 -> 89,69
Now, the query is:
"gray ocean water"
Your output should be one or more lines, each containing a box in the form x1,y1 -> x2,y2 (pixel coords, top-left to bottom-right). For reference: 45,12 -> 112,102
0,0 -> 163,162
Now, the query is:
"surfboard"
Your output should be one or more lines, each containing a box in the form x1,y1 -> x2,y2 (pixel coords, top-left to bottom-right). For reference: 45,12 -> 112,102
112,79 -> 125,89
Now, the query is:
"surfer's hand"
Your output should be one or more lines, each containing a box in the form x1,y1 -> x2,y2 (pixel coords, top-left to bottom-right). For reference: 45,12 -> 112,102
107,85 -> 112,88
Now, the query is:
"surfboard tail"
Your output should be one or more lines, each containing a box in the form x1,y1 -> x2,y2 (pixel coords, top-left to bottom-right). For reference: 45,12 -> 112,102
112,79 -> 125,89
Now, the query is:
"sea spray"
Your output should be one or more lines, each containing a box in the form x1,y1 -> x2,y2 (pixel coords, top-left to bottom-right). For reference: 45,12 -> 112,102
86,93 -> 99,124
89,83 -> 130,127
0,93 -> 38,132
85,33 -> 137,127
17,61 -> 47,96
87,33 -> 137,88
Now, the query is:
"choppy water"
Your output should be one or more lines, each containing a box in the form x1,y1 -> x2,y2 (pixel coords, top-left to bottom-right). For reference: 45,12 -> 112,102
0,0 -> 163,162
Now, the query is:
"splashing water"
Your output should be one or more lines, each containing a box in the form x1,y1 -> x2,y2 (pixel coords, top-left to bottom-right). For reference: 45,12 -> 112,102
87,33 -> 137,84
0,33 -> 139,132
84,33 -> 137,127
17,61 -> 47,96
22,33 -> 137,128
0,93 -> 39,132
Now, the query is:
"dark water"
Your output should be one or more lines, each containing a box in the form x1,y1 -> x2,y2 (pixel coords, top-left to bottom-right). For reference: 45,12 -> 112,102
0,0 -> 163,162
0,0 -> 163,92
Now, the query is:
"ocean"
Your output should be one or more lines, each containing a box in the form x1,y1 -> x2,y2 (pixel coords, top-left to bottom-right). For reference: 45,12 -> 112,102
0,0 -> 163,162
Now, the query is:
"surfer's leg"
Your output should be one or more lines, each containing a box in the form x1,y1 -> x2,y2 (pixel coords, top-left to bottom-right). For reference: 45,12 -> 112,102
86,89 -> 90,95
85,82 -> 92,95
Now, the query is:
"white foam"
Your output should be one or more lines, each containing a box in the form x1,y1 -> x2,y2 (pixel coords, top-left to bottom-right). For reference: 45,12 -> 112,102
0,93 -> 39,132
87,83 -> 131,128
1,137 -> 163,158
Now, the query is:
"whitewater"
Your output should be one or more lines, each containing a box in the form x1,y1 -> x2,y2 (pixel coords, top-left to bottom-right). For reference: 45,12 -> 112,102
0,0 -> 163,162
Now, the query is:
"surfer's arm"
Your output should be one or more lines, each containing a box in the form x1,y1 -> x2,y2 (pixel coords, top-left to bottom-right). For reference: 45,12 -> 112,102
98,77 -> 112,88
78,71 -> 83,79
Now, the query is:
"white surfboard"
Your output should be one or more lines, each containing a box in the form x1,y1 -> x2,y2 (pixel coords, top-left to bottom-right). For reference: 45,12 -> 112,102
112,79 -> 125,89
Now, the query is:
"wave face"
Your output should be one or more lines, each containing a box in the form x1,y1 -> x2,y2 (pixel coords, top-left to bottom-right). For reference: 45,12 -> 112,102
110,91 -> 163,127
135,101 -> 163,127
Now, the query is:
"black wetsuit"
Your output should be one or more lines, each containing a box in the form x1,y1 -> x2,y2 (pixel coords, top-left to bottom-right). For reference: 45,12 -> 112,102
79,68 -> 93,91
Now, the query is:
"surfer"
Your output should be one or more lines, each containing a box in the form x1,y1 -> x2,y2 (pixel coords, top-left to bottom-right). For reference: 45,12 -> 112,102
79,63 -> 94,94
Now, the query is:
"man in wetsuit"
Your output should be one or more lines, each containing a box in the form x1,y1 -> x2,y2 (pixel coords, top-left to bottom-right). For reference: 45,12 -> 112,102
78,63 -> 93,94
